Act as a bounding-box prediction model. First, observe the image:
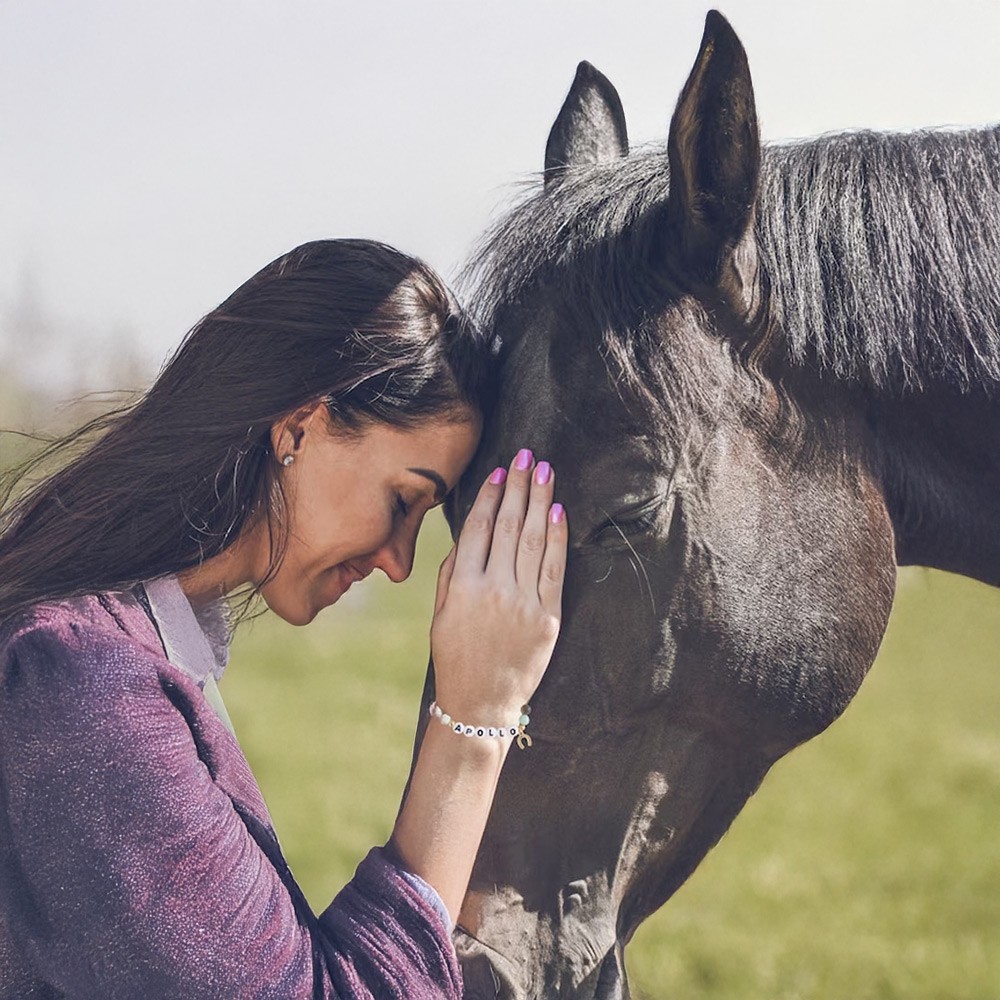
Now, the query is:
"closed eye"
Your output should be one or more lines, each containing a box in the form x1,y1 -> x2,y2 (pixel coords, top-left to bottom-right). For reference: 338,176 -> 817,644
591,498 -> 665,545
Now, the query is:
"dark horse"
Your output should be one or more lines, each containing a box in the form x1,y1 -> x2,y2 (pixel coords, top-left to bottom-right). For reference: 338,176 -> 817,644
415,11 -> 1000,998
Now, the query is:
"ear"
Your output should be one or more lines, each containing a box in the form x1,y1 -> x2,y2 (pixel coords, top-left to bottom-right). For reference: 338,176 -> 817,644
544,61 -> 629,188
666,11 -> 760,280
270,401 -> 328,460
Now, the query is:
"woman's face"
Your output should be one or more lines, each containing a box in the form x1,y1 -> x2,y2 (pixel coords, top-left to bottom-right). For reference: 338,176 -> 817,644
257,405 -> 480,625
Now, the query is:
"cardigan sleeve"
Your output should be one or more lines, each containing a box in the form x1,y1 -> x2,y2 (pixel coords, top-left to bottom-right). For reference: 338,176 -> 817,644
0,611 -> 462,1000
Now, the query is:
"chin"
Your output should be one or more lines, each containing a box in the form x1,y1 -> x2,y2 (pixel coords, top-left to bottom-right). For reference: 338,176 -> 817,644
283,607 -> 319,627
260,585 -> 320,627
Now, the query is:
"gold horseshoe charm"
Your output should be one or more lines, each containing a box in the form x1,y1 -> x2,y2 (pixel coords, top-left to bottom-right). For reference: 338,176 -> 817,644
516,725 -> 533,750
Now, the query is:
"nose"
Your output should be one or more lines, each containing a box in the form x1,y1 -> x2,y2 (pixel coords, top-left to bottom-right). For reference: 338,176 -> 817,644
373,532 -> 416,583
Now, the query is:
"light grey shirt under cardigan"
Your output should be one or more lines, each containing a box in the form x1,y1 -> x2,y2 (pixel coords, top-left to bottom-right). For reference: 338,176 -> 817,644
0,583 -> 462,999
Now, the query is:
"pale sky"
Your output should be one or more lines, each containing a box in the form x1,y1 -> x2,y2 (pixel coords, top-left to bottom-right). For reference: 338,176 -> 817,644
2,0 -> 998,389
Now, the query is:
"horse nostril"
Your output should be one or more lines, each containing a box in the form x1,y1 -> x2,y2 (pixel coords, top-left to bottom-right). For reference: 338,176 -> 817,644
562,878 -> 590,915
460,950 -> 511,1000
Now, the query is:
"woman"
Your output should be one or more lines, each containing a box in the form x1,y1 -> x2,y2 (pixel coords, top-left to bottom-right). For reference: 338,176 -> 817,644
0,239 -> 567,999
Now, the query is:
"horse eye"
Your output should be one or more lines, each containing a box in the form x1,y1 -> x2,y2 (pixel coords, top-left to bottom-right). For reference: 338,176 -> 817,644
592,498 -> 664,545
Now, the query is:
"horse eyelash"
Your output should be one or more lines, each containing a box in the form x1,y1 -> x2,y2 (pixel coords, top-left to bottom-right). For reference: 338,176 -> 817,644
593,499 -> 663,542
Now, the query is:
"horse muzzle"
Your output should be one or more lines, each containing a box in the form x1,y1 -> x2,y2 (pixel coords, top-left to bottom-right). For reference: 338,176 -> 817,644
455,923 -> 628,1000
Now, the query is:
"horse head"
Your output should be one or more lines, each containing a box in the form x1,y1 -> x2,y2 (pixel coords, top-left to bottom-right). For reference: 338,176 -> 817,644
435,12 -> 897,997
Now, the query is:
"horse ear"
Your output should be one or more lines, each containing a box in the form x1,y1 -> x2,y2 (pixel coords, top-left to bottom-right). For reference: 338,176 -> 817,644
544,61 -> 629,188
666,11 -> 760,280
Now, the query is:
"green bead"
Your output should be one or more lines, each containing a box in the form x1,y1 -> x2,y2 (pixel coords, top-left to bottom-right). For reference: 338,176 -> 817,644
518,714 -> 530,726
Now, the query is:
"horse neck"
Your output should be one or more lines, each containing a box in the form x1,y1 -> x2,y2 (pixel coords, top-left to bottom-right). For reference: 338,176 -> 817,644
778,358 -> 1000,587
868,383 -> 1000,586
758,125 -> 1000,586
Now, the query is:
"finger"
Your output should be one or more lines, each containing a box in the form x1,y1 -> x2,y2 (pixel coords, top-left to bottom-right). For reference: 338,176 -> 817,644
515,460 -> 555,593
453,467 -> 507,579
433,546 -> 457,615
538,502 -> 568,617
485,448 -> 534,580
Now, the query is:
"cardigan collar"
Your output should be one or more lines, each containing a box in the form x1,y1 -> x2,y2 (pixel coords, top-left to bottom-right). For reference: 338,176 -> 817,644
141,575 -> 230,688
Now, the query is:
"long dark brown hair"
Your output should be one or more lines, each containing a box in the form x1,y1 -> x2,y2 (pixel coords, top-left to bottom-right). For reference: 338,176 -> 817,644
0,239 -> 494,622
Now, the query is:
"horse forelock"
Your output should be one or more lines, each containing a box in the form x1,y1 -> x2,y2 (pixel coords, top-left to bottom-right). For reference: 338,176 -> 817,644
461,154 -> 729,445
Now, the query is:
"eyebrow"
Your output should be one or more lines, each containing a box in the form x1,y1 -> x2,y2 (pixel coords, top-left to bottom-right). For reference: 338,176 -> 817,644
408,467 -> 449,502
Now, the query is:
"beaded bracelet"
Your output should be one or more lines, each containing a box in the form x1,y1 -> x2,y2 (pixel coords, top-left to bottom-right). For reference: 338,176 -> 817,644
429,700 -> 533,750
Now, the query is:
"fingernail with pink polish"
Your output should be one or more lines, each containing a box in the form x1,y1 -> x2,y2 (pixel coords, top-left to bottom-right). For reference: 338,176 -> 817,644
489,467 -> 507,485
549,503 -> 565,524
514,448 -> 533,471
535,461 -> 551,485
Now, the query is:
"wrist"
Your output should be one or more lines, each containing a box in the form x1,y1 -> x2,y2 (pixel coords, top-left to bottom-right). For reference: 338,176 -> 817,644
429,691 -> 529,727
420,713 -> 511,770
428,699 -> 523,739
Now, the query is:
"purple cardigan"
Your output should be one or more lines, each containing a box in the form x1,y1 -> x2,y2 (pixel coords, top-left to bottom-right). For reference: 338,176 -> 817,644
0,594 -> 462,999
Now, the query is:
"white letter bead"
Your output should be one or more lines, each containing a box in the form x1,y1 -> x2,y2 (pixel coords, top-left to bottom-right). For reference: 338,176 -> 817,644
433,704 -> 529,746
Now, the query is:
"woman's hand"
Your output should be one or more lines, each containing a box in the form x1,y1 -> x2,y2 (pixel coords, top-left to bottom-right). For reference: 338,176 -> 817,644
390,449 -> 566,922
429,448 -> 567,725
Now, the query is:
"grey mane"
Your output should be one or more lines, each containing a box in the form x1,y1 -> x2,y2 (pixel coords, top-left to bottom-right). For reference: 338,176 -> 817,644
463,124 -> 1000,396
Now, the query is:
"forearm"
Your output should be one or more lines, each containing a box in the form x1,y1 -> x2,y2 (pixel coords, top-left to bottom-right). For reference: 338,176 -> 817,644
391,452 -> 567,925
389,722 -> 510,922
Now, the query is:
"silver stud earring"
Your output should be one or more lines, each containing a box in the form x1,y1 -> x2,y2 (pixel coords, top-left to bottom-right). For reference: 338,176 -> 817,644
282,455 -> 294,467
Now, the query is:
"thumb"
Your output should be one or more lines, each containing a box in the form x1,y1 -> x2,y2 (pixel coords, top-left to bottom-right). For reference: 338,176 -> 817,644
433,545 -> 457,616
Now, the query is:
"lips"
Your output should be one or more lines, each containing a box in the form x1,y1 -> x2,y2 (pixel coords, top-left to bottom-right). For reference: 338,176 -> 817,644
336,562 -> 372,599
317,562 -> 372,614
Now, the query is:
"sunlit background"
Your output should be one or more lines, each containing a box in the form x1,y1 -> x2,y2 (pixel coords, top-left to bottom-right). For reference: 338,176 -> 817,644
4,0 -> 999,404
2,1 -> 999,997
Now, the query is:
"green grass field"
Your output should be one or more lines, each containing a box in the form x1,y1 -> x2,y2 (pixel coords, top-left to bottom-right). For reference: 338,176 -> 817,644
223,512 -> 1000,1000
